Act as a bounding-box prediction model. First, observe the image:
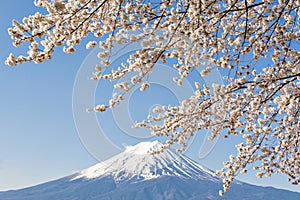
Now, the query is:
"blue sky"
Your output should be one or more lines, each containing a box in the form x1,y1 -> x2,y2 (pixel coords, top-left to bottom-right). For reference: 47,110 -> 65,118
0,0 -> 299,194
0,0 -> 97,190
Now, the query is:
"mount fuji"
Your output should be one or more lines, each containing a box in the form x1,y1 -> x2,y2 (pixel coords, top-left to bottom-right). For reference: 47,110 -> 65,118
1,141 -> 299,200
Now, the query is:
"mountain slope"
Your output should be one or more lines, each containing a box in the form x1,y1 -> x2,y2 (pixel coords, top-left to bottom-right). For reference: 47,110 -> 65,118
72,141 -> 219,183
1,141 -> 299,200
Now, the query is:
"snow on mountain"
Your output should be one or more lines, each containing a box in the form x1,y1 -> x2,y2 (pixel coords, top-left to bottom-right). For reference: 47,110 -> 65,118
72,140 -> 219,183
124,140 -> 161,154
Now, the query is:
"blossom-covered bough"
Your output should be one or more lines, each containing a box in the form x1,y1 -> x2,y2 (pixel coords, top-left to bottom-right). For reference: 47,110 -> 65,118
6,0 -> 300,195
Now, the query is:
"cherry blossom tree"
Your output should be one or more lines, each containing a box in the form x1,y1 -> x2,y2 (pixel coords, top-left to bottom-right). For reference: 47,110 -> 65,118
6,0 -> 300,195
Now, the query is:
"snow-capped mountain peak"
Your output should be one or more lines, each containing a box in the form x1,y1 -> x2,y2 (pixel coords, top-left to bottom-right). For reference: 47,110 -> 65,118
72,141 -> 219,183
124,140 -> 161,155
2,141 -> 300,200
